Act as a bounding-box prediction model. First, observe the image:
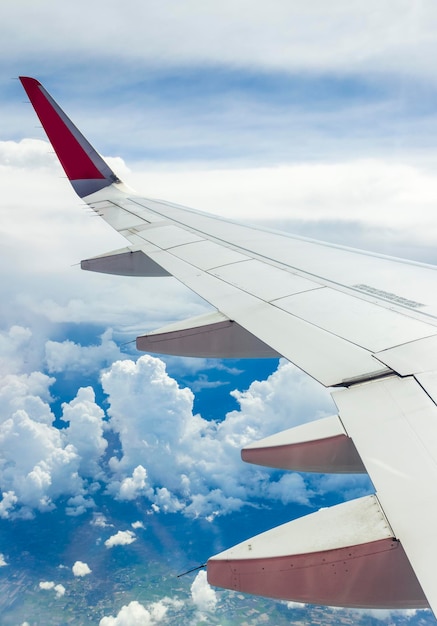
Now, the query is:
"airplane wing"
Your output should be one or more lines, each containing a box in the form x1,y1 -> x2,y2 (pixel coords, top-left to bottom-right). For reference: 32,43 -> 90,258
20,76 -> 437,614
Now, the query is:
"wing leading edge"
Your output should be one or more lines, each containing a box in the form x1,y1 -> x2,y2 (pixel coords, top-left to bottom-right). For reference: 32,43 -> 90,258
20,76 -> 437,615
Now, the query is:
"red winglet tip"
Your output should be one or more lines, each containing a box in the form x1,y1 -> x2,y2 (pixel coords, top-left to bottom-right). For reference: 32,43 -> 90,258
19,76 -> 118,196
19,76 -> 41,88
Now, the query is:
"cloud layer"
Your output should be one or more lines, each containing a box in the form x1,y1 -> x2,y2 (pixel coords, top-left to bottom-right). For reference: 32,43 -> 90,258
102,354 -> 335,518
0,322 -> 340,520
4,1 -> 437,81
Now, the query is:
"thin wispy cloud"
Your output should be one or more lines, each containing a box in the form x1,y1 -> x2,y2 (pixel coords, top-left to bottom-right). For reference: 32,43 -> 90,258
2,1 -> 437,79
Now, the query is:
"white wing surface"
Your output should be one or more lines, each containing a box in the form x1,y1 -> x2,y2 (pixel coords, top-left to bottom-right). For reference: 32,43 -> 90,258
20,76 -> 437,615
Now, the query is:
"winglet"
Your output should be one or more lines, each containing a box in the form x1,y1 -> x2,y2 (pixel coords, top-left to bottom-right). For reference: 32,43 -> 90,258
19,77 -> 121,198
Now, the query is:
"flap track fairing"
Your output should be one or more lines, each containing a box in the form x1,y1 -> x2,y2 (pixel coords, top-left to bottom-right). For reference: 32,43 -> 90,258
242,415 -> 366,473
81,247 -> 170,277
136,311 -> 280,359
207,496 -> 428,609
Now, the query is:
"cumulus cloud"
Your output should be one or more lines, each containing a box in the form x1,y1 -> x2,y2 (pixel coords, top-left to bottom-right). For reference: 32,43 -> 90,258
39,581 -> 55,590
104,530 -> 137,548
72,561 -> 92,577
0,376 -> 106,519
0,554 -> 7,567
102,355 -> 334,518
118,466 -> 149,501
0,367 -> 54,426
0,326 -> 35,376
0,491 -> 18,519
0,325 -> 55,423
39,581 -> 65,598
131,521 -> 145,529
61,386 -> 107,479
0,409 -> 82,518
190,571 -> 217,613
54,584 -> 66,598
0,334 -> 360,522
99,598 -> 183,625
45,329 -> 122,375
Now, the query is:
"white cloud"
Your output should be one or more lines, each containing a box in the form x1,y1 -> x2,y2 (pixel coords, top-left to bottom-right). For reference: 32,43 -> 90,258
0,331 -> 360,522
0,376 -> 106,518
4,1 -> 437,81
0,553 -> 7,567
0,326 -> 34,376
190,571 -> 217,613
104,530 -> 137,548
61,386 -> 107,479
91,514 -> 112,528
131,521 -> 144,529
285,601 -> 306,609
99,599 -> 175,625
0,491 -> 18,519
189,374 -> 229,393
45,329 -> 122,375
351,608 -> 427,621
0,368 -> 54,426
39,581 -> 55,590
65,494 -> 96,517
0,139 -> 57,170
154,487 -> 185,514
102,355 -> 334,518
118,466 -> 149,501
128,160 -> 437,244
0,142 -> 206,339
54,584 -> 66,598
39,581 -> 65,598
0,410 -> 81,518
72,561 -> 92,577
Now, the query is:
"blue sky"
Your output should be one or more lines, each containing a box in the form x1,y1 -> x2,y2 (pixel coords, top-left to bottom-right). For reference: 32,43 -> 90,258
2,1 -> 437,624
